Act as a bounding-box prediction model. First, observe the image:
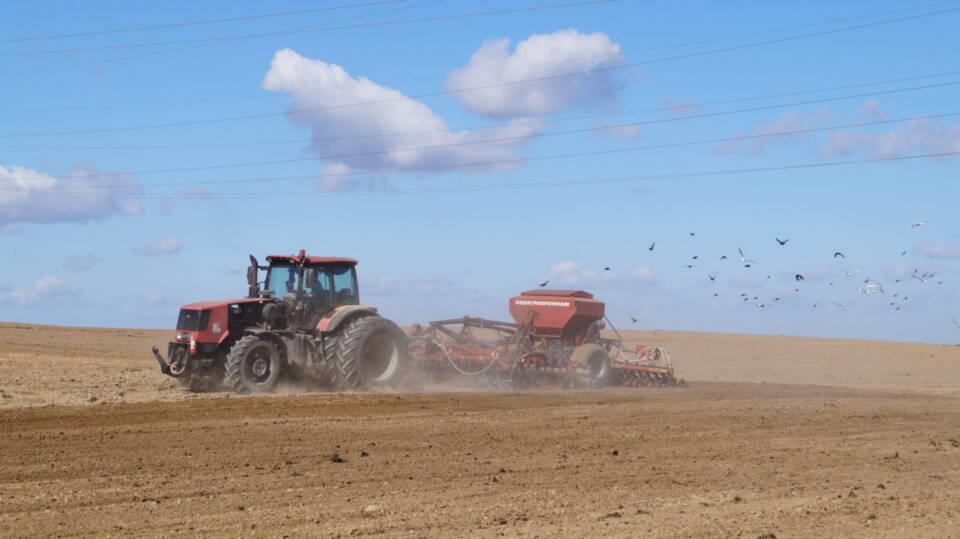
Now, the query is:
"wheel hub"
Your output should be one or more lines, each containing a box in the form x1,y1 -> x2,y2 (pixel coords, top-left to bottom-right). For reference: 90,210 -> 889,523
251,357 -> 269,378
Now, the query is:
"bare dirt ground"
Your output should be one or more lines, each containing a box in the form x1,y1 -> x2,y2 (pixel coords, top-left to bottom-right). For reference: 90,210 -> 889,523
1,322 -> 959,537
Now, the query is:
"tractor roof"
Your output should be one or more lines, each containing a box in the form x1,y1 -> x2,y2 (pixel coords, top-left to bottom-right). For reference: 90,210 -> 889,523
519,290 -> 594,298
267,254 -> 358,265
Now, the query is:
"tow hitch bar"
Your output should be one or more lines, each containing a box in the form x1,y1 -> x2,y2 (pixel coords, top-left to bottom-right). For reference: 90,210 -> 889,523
152,346 -> 172,376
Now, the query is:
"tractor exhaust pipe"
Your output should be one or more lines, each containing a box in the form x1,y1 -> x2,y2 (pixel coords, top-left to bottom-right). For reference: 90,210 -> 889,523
152,346 -> 173,376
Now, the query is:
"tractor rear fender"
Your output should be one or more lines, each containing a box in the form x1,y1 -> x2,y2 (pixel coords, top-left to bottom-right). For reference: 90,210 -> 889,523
316,305 -> 379,334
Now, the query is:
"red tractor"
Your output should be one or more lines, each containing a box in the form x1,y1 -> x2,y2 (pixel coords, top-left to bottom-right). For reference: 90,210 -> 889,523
152,250 -> 408,393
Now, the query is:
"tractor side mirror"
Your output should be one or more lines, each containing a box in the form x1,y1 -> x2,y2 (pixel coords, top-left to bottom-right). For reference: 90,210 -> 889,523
247,255 -> 261,298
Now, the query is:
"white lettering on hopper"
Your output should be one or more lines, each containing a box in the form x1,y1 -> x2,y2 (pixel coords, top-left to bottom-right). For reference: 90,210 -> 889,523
514,300 -> 571,307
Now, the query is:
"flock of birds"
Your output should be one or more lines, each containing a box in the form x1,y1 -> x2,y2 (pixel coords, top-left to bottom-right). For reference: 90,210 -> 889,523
537,221 -> 959,332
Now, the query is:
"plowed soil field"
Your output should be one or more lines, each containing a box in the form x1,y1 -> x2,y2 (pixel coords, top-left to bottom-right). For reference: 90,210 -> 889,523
1,322 -> 958,537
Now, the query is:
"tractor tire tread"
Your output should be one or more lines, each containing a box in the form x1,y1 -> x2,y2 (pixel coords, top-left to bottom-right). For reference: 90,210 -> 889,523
225,335 -> 280,394
334,315 -> 406,391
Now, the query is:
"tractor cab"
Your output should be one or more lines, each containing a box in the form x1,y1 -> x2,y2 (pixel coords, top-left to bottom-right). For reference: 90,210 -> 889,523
248,250 -> 359,329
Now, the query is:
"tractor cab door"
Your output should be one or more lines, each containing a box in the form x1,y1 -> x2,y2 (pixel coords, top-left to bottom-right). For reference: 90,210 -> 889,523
329,265 -> 359,306
303,267 -> 332,305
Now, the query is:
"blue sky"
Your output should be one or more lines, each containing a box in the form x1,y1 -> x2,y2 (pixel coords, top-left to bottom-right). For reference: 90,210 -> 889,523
1,0 -> 958,343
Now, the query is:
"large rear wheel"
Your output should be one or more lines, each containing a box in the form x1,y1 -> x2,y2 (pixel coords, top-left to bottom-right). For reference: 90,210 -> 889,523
334,315 -> 408,391
569,343 -> 611,388
225,336 -> 283,394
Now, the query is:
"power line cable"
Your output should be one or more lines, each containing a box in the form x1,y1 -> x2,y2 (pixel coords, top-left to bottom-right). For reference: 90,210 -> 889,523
4,6 -> 957,139
0,0 -> 452,79
6,1 -> 954,110
6,79 -> 958,183
3,69 -> 957,150
0,1 -> 408,43
6,111 -> 957,194
0,1 -> 615,57
6,151 -> 957,199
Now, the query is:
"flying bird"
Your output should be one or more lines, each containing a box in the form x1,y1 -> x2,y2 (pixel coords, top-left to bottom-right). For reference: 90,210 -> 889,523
713,292 -> 719,297
844,269 -> 861,277
604,267 -> 611,271
859,282 -> 884,295
720,255 -> 727,261
738,248 -> 756,264
795,273 -> 805,281
755,302 -> 767,308
901,250 -> 907,256
952,316 -> 960,329
683,264 -> 698,269
648,242 -> 655,251
909,221 -> 926,230
833,251 -> 845,259
539,280 -> 549,287
689,232 -> 696,236
630,316 -> 639,324
775,238 -> 790,246
708,274 -> 716,281
832,303 -> 850,311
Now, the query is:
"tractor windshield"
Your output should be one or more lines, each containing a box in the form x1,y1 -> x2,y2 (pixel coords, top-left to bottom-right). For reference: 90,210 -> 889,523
264,263 -> 358,305
265,264 -> 298,297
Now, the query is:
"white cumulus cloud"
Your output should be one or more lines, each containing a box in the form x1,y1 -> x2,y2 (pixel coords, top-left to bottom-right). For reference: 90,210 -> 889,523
0,163 -> 141,225
262,48 -> 546,190
0,276 -> 79,304
134,238 -> 183,257
446,29 -> 626,119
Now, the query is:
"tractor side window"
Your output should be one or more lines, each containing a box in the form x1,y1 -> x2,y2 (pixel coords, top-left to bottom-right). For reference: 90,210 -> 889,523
330,266 -> 358,305
304,267 -> 331,303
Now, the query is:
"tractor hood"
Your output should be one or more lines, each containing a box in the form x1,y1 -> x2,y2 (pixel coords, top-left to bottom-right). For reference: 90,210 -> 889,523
181,297 -> 271,311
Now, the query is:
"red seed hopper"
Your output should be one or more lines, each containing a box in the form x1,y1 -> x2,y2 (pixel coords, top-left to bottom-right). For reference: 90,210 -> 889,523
406,290 -> 681,389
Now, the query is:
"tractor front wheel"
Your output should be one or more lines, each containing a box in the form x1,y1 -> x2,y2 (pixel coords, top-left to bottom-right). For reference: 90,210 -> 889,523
334,315 -> 408,391
225,336 -> 283,394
